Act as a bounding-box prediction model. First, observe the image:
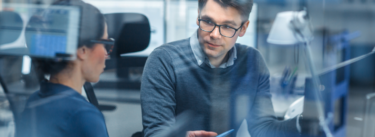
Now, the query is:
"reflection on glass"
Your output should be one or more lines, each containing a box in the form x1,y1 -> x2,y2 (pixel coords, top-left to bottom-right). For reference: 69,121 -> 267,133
0,4 -> 80,60
7,1 -> 111,137
0,0 -> 374,137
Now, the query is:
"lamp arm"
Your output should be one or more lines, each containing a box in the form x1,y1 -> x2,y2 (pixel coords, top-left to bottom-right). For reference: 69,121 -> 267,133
290,10 -> 333,136
303,41 -> 333,137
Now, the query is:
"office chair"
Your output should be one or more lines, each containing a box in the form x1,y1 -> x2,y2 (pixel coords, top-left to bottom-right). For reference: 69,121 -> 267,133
0,11 -> 23,46
83,13 -> 151,111
0,10 -> 26,135
103,13 -> 151,77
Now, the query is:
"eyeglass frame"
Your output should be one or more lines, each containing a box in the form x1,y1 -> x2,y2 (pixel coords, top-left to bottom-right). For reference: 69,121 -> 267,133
198,19 -> 245,38
90,38 -> 115,54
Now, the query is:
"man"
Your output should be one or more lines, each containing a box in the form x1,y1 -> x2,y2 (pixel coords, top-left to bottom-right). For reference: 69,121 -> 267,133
141,0 -> 301,136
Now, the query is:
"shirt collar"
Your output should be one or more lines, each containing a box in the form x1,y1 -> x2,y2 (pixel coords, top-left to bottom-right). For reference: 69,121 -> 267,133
189,30 -> 237,68
26,80 -> 86,109
39,80 -> 80,97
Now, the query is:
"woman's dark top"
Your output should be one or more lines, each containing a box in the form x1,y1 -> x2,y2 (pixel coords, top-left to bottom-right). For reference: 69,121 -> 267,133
16,81 -> 109,137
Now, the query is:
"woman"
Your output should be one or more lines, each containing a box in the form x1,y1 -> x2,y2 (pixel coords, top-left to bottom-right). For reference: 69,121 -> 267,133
16,0 -> 112,137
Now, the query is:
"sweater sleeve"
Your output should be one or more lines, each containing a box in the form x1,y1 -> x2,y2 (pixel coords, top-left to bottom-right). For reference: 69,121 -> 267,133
69,109 -> 109,137
247,50 -> 300,137
141,46 -> 177,137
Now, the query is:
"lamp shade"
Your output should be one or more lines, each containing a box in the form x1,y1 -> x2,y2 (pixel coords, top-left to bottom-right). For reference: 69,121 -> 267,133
267,11 -> 312,45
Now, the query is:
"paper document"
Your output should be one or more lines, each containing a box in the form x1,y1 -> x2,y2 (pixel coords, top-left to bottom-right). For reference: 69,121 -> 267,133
236,119 -> 251,137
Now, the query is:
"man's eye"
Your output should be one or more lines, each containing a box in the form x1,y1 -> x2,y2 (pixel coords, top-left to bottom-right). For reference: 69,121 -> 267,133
223,25 -> 233,29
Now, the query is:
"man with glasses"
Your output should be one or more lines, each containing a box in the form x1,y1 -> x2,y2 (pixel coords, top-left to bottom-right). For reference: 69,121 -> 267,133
141,0 -> 301,137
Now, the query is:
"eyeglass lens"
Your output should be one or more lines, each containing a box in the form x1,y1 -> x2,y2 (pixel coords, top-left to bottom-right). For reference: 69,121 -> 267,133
199,20 -> 237,37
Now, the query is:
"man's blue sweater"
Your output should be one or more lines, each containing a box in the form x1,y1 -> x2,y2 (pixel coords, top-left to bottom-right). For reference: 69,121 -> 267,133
141,38 -> 300,137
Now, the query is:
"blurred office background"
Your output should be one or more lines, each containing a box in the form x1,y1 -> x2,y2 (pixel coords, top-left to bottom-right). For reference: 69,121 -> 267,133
0,0 -> 375,137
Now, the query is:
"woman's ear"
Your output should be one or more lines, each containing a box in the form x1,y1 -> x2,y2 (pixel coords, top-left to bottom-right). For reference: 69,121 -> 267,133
76,46 -> 89,60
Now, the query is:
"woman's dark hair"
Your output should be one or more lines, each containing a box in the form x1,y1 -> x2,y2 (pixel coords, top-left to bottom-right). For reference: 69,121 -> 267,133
27,0 -> 106,80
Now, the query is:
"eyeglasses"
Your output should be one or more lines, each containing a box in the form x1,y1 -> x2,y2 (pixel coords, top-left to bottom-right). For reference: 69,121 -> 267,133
198,19 -> 244,38
90,38 -> 115,54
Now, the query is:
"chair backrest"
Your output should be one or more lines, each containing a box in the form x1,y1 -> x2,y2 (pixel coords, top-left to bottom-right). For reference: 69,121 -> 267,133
0,11 -> 23,45
85,13 -> 151,110
105,13 -> 151,58
103,13 -> 151,70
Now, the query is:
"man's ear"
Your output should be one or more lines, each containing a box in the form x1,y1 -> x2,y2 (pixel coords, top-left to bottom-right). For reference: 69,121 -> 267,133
76,46 -> 89,60
196,10 -> 200,26
239,20 -> 250,37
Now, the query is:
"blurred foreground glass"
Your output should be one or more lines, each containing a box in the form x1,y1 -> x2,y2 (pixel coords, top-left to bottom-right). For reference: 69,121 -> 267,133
0,4 -> 80,60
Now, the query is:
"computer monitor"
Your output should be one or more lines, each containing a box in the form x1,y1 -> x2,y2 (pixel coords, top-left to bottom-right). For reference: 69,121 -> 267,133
0,4 -> 80,60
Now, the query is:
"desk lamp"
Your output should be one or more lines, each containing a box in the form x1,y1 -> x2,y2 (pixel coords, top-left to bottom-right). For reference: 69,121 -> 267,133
267,9 -> 333,137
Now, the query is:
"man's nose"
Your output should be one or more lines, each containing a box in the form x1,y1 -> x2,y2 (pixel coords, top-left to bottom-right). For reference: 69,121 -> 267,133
210,26 -> 221,39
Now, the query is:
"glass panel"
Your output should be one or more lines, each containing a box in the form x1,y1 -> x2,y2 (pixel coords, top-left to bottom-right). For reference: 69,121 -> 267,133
0,0 -> 373,137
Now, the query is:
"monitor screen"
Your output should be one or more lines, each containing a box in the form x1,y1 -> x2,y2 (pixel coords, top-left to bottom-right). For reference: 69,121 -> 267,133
0,4 -> 80,60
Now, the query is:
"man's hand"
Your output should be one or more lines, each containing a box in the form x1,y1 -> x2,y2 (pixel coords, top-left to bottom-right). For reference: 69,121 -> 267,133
186,130 -> 218,137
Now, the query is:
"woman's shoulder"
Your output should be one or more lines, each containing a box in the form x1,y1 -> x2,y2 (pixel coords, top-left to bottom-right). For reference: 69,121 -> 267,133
18,89 -> 107,137
66,94 -> 101,114
24,88 -> 101,118
66,96 -> 108,137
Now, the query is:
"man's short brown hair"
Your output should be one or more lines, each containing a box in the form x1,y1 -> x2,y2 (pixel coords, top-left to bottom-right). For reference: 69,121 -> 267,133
198,0 -> 253,21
